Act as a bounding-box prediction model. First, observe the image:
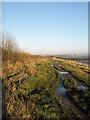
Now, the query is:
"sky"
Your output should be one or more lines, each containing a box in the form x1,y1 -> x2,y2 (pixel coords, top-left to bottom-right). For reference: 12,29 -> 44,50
2,2 -> 88,55
2,0 -> 89,2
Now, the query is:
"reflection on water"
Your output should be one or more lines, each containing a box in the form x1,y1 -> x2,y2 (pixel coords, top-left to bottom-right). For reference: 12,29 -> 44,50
56,75 -> 88,119
56,86 -> 66,94
54,65 -> 89,119
56,75 -> 66,95
78,85 -> 89,90
59,72 -> 69,75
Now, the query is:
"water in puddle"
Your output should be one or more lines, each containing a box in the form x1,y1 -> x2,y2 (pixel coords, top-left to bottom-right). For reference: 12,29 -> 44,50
56,75 -> 88,119
78,85 -> 89,90
56,86 -> 66,94
54,66 -> 89,119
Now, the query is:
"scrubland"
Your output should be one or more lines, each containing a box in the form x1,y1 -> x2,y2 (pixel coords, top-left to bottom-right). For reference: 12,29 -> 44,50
1,33 -> 89,119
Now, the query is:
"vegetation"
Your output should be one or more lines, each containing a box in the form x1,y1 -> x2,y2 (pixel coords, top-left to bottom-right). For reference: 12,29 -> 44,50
67,87 -> 90,117
53,57 -> 90,86
2,33 -> 81,119
2,60 -> 79,119
53,57 -> 90,118
64,77 -> 76,89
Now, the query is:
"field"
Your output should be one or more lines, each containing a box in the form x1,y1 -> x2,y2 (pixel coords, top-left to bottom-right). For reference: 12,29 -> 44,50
2,54 -> 90,119
2,56 -> 81,119
53,57 -> 90,86
1,35 -> 90,119
53,57 -> 90,118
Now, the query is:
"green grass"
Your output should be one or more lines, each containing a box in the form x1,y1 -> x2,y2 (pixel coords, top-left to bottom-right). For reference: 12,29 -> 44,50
67,87 -> 90,117
53,58 -> 90,85
64,77 -> 76,89
2,59 -> 83,119
17,62 -> 66,119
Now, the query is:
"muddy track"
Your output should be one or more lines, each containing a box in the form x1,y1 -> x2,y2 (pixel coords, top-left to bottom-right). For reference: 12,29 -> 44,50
53,66 -> 89,120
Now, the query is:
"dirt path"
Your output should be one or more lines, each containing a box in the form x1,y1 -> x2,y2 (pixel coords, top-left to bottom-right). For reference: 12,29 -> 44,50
56,75 -> 88,120
53,66 -> 89,119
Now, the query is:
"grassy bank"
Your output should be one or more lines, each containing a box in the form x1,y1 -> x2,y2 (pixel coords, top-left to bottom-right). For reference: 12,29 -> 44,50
64,77 -> 76,89
53,58 -> 90,86
2,34 -> 86,119
67,87 -> 90,117
2,58 -> 81,119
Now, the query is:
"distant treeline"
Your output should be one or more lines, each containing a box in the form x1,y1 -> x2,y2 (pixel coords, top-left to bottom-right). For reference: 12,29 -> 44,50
1,32 -> 30,63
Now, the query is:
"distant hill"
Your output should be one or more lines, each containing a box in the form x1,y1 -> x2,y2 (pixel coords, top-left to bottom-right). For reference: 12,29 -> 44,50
55,54 -> 89,60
